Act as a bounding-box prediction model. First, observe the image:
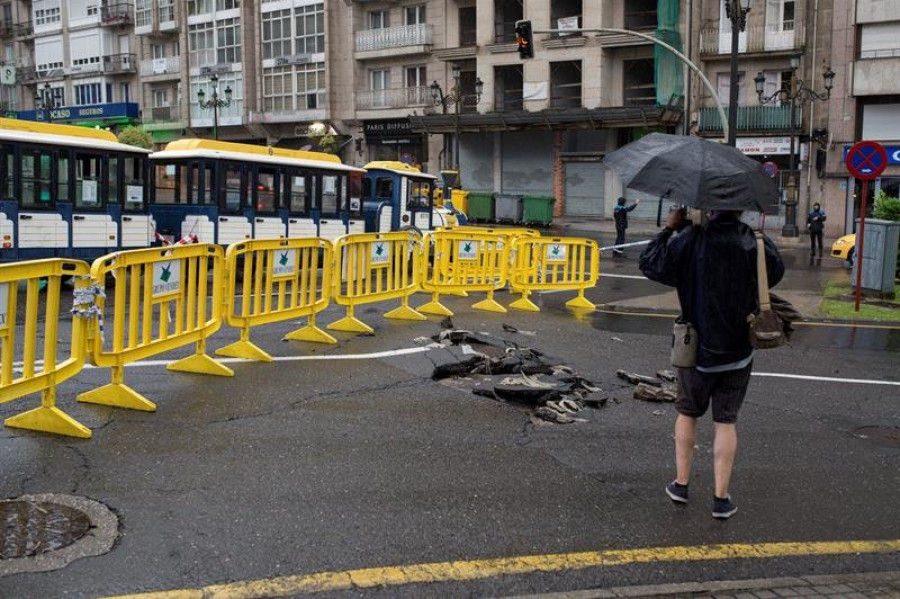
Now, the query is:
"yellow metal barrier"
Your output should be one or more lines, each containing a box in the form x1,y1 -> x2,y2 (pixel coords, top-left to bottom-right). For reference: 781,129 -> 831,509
0,259 -> 93,438
418,229 -> 510,316
78,243 -> 232,412
328,231 -> 426,334
508,236 -> 600,312
216,237 -> 336,362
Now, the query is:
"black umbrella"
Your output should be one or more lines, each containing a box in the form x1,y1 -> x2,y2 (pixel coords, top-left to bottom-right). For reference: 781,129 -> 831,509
603,133 -> 778,212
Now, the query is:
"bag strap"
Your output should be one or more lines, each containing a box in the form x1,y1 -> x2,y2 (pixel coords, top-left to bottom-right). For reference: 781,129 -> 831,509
755,232 -> 771,312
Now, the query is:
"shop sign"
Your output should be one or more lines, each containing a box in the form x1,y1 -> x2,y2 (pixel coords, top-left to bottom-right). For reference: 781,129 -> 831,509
843,145 -> 900,166
364,119 -> 413,138
17,102 -> 140,123
735,137 -> 793,155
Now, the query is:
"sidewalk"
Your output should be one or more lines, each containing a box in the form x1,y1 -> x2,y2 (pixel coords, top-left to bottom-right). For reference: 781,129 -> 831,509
509,570 -> 900,599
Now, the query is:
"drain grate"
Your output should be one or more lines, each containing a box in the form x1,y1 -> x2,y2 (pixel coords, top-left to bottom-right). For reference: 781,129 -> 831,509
1,500 -> 92,559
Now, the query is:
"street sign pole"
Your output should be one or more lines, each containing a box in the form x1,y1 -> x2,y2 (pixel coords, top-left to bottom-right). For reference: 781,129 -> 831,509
845,140 -> 888,312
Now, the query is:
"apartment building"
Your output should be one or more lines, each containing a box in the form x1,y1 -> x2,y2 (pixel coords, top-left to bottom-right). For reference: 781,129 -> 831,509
10,0 -> 140,128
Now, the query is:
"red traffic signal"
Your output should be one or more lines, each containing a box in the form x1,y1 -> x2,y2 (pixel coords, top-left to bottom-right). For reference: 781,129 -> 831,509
515,20 -> 534,59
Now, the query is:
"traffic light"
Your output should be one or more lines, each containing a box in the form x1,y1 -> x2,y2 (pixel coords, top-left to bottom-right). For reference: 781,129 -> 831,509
515,20 -> 534,59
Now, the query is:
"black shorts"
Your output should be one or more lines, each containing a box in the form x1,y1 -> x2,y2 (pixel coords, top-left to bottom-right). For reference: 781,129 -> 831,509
675,362 -> 753,424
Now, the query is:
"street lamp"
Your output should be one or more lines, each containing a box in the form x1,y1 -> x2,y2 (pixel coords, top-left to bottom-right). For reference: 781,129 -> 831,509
34,82 -> 54,121
430,64 -> 483,171
754,55 -> 835,237
197,73 -> 232,140
723,0 -> 752,146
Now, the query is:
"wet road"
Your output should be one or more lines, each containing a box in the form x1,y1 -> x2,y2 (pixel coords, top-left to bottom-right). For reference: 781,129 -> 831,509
0,244 -> 898,598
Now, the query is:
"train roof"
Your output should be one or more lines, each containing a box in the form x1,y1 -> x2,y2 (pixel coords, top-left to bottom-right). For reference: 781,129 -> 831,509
0,117 -> 150,153
363,161 -> 437,180
154,139 -> 364,173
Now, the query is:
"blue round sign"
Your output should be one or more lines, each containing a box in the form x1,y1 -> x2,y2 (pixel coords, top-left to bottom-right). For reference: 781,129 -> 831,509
762,161 -> 779,179
846,140 -> 888,180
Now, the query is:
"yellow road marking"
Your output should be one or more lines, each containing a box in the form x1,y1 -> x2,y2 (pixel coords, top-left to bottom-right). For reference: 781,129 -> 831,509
104,539 -> 900,599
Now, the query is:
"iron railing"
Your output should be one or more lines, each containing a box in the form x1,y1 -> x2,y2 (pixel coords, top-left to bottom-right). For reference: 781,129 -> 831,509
700,21 -> 805,55
698,105 -> 802,132
356,86 -> 431,110
355,24 -> 432,52
101,2 -> 134,25
140,55 -> 180,76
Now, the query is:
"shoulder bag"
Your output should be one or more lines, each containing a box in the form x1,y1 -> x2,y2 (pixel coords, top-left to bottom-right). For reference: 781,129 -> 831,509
747,232 -> 800,349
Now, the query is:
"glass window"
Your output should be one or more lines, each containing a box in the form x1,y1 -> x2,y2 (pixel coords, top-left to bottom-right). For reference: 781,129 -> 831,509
123,156 -> 145,211
159,0 -> 175,23
1,145 -> 12,200
295,3 -> 324,54
135,0 -> 152,27
190,162 -> 216,206
21,148 -> 54,209
296,62 -> 325,109
288,172 -> 309,213
187,0 -> 213,16
216,0 -> 239,9
262,65 -> 292,111
263,9 -> 292,59
361,177 -> 372,200
154,162 -> 181,205
369,10 -> 388,29
188,22 -> 215,67
321,175 -> 339,214
221,162 -> 244,213
406,5 -> 425,25
216,18 -> 241,64
74,153 -> 103,209
349,173 -> 363,214
375,177 -> 393,200
255,168 -> 277,213
57,154 -> 69,203
407,179 -> 432,210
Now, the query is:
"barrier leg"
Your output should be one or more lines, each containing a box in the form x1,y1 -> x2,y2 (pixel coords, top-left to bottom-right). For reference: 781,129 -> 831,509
510,289 -> 541,312
6,387 -> 92,439
472,289 -> 507,313
417,292 -> 453,316
284,312 -> 338,344
168,339 -> 235,376
78,365 -> 157,412
383,296 -> 426,321
216,327 -> 273,362
565,288 -> 596,310
327,305 -> 374,334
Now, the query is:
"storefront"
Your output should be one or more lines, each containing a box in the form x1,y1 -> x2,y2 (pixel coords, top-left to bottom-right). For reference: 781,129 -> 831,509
362,119 -> 427,167
16,102 -> 141,131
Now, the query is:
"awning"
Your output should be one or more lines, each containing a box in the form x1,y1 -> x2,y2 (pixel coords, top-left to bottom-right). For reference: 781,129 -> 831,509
409,106 -> 682,134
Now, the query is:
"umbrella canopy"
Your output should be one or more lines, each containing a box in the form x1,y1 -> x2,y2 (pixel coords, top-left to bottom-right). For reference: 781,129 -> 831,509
602,133 -> 778,211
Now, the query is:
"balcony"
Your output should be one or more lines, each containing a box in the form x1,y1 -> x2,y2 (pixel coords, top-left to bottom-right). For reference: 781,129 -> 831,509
853,57 -> 900,95
0,21 -> 14,37
14,21 -> 33,40
140,55 -> 180,77
354,24 -> 432,59
68,54 -> 137,76
142,105 -> 186,130
700,22 -> 805,56
697,105 -> 802,133
101,2 -> 134,26
355,86 -> 430,111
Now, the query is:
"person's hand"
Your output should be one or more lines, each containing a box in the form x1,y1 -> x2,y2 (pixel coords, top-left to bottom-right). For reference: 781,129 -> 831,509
665,207 -> 686,231
635,199 -> 640,205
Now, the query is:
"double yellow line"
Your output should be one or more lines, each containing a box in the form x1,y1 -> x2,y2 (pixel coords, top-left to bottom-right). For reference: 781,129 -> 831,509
107,539 -> 900,599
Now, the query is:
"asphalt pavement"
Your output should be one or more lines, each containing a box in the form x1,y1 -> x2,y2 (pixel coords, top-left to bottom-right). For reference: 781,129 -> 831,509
0,230 -> 897,599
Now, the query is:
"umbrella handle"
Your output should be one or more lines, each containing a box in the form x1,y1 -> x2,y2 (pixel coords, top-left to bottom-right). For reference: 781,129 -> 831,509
656,190 -> 671,228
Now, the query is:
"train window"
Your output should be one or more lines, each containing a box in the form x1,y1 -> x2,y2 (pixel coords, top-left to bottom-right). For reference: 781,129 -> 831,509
375,177 -> 393,200
255,168 -> 278,214
21,148 -> 54,209
349,173 -> 363,214
221,162 -> 245,213
57,153 -> 69,204
288,173 -> 308,213
407,179 -> 431,210
322,174 -> 339,214
109,157 -> 119,205
74,153 -> 104,210
154,162 -> 180,204
123,155 -> 145,211
1,145 -> 12,200
361,176 -> 372,200
189,162 -> 216,205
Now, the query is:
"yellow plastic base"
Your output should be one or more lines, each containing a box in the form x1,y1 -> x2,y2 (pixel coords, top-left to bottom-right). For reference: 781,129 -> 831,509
566,295 -> 597,310
283,324 -> 338,344
5,406 -> 92,439
509,296 -> 541,312
418,301 -> 453,316
215,339 -> 273,362
472,298 -> 508,313
327,315 -> 375,334
167,353 -> 235,377
78,383 -> 157,412
383,304 -> 427,321
448,289 -> 469,297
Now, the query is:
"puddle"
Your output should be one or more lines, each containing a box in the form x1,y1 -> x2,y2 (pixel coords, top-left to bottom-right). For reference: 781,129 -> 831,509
1,500 -> 91,559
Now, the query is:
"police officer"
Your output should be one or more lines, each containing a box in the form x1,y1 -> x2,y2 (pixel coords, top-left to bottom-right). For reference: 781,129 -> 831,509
613,196 -> 640,257
807,202 -> 826,257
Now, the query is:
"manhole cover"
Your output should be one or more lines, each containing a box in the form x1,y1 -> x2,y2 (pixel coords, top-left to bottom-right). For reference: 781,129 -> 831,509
1,500 -> 91,559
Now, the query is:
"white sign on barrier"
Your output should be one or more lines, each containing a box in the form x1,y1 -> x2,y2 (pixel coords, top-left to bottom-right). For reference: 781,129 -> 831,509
271,249 -> 298,278
0,282 -> 8,331
458,240 -> 478,260
546,244 -> 567,262
152,260 -> 181,297
371,242 -> 390,265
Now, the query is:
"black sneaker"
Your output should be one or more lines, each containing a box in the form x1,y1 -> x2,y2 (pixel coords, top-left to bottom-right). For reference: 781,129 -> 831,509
712,495 -> 738,519
665,481 -> 689,504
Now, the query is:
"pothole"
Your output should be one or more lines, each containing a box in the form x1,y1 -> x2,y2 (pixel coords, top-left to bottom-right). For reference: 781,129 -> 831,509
0,494 -> 118,576
851,426 -> 900,449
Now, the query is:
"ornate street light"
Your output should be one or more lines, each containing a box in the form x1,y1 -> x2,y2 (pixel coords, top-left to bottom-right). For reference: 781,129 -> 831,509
723,0 -> 752,147
197,73 -> 232,140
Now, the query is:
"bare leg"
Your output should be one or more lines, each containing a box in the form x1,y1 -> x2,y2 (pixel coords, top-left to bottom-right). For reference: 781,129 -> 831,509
674,414 -> 698,485
713,423 -> 738,498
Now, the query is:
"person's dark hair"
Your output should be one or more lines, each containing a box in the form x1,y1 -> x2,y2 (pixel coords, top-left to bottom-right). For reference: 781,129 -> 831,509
617,197 -> 626,205
813,203 -> 821,210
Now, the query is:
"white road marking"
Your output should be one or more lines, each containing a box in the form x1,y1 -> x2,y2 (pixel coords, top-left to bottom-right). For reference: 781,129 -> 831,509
599,273 -> 649,280
752,372 -> 900,386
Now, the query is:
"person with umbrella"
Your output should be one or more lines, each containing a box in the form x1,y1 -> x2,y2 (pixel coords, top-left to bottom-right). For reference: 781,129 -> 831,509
613,196 -> 640,257
605,134 -> 785,519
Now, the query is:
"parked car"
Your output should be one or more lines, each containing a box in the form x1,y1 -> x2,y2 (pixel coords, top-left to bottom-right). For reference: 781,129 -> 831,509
831,234 -> 856,265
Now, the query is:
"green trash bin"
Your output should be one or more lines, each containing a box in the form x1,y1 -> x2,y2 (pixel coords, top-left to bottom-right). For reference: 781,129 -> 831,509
522,195 -> 556,226
466,192 -> 495,223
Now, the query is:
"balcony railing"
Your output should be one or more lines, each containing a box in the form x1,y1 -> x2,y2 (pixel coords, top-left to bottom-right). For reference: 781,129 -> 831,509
143,105 -> 184,126
0,21 -> 14,37
14,21 -> 33,39
700,21 -> 805,55
140,55 -> 180,76
68,53 -> 137,76
355,24 -> 432,53
355,86 -> 431,110
101,2 -> 134,25
697,105 -> 802,132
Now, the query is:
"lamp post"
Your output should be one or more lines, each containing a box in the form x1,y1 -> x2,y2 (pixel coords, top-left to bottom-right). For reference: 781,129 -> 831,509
430,64 -> 483,171
724,0 -> 752,147
755,55 -> 835,237
34,82 -> 54,121
196,73 -> 232,140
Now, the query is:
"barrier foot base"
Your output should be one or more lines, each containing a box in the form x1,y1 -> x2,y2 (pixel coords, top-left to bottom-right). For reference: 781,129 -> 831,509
448,290 -> 469,297
284,325 -> 338,344
5,406 -> 92,439
418,301 -> 453,316
383,305 -> 427,321
216,340 -> 273,362
78,383 -> 157,412
510,297 -> 541,312
168,353 -> 234,377
327,316 -> 374,334
566,295 -> 597,310
472,298 -> 508,313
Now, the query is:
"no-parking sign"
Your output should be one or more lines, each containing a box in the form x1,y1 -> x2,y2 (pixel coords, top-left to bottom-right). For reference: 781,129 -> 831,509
845,141 -> 888,180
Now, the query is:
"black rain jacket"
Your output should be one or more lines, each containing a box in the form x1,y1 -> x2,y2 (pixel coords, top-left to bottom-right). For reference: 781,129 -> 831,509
639,215 -> 785,369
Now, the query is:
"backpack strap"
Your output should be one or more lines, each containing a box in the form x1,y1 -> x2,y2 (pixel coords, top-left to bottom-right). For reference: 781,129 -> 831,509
755,232 -> 771,312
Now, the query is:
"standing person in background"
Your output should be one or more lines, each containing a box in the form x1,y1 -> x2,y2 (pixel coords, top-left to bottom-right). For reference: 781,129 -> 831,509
613,196 -> 640,257
807,203 -> 826,257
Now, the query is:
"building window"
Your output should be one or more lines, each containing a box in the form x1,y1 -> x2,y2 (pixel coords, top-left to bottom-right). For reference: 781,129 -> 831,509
120,82 -> 131,103
860,22 -> 900,59
34,7 -> 61,26
188,22 -> 215,67
459,7 -> 477,46
49,86 -> 64,107
135,0 -> 152,27
152,89 -> 169,107
262,65 -> 292,111
550,0 -> 582,32
187,0 -> 213,16
624,59 -> 656,106
296,62 -> 325,109
624,0 -> 657,30
151,43 -> 165,59
406,65 -> 427,105
494,64 -> 523,112
74,83 -> 103,105
159,0 -> 175,23
766,0 -> 795,32
715,71 -> 745,106
216,0 -> 239,10
295,3 -> 324,55
191,73 -> 243,120
86,4 -> 97,16
369,10 -> 388,30
371,69 -> 389,91
261,62 -> 324,112
216,18 -> 241,64
262,9 -> 292,59
550,60 -> 582,108
405,65 -> 426,88
405,5 -> 426,25
757,71 -> 790,105
494,0 -> 522,43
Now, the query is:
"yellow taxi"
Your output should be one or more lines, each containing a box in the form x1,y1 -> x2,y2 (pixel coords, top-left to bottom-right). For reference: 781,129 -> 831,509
831,234 -> 856,264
